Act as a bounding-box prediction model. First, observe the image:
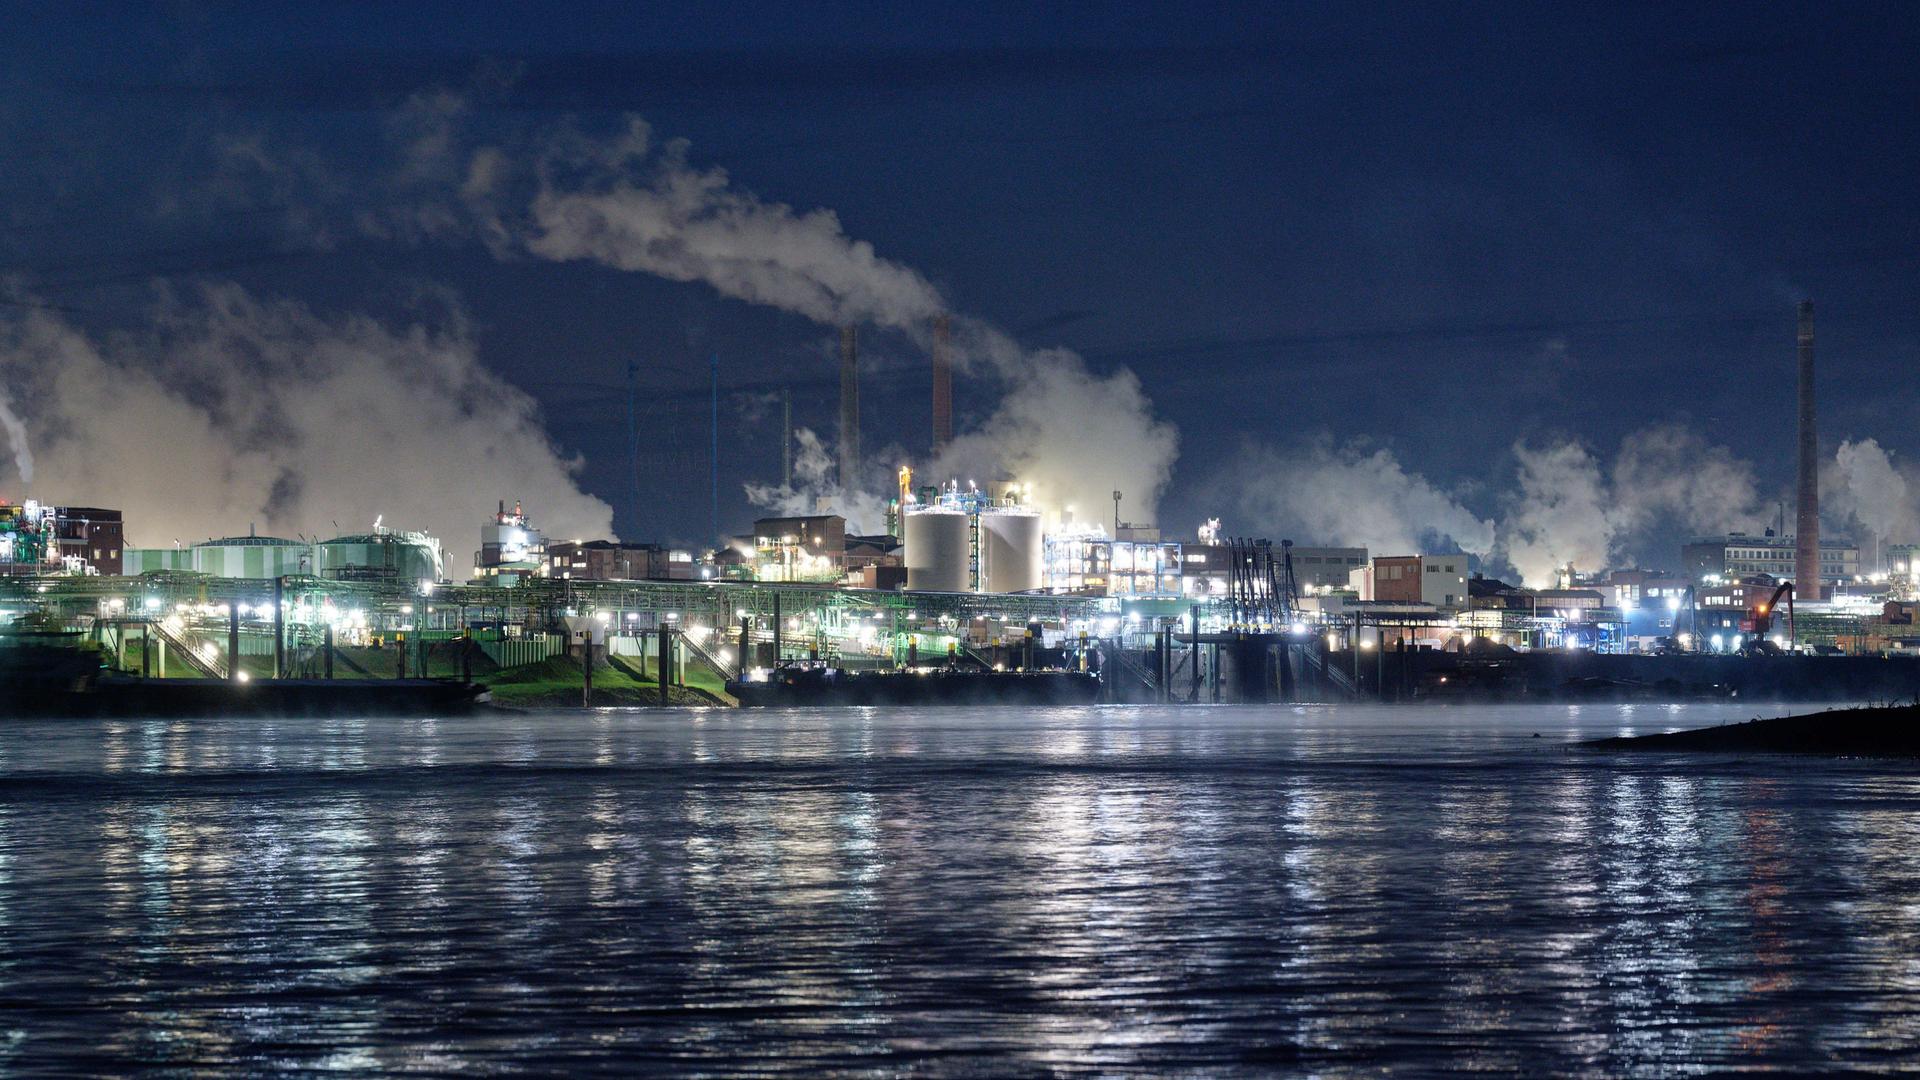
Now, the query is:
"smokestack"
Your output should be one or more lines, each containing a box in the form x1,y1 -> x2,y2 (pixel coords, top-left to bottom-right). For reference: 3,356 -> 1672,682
1795,300 -> 1820,601
931,314 -> 953,455
838,325 -> 859,491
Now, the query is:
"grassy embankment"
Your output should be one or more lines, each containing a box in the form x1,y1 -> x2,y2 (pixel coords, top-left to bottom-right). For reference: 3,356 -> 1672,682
110,637 -> 735,707
481,655 -> 734,708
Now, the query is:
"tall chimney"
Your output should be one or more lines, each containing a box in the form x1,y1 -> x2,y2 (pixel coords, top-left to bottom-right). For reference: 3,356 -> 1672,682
931,314 -> 954,455
1795,300 -> 1820,601
838,325 -> 859,491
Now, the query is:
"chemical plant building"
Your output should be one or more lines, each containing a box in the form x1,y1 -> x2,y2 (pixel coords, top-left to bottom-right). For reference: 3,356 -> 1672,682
0,502 -> 124,576
1348,555 -> 1470,610
547,540 -> 695,582
1683,531 -> 1860,590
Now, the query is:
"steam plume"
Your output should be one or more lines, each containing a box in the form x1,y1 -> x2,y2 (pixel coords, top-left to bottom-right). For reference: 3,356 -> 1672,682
341,99 -> 1182,526
0,388 -> 33,489
1230,437 -> 1493,555
0,284 -> 613,549
1827,438 -> 1920,562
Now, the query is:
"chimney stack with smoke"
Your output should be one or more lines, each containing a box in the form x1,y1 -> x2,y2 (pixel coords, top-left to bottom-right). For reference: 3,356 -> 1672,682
838,325 -> 860,491
931,314 -> 953,455
1795,300 -> 1820,601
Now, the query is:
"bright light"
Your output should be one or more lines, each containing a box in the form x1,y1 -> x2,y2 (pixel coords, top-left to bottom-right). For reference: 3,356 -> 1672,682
1667,597 -> 1680,612
143,597 -> 161,611
594,611 -> 611,623
1360,639 -> 1375,650
1289,621 -> 1307,635
236,671 -> 250,683
1710,633 -> 1725,651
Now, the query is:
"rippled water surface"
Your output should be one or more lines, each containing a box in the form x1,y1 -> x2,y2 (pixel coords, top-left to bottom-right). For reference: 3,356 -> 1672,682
2,703 -> 1919,1075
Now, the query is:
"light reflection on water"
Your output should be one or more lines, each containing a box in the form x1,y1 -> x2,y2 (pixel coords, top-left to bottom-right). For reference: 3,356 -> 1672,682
0,703 -> 1916,1074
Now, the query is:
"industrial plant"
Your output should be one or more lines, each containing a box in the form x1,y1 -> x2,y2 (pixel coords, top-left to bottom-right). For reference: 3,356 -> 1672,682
5,300 -> 1920,707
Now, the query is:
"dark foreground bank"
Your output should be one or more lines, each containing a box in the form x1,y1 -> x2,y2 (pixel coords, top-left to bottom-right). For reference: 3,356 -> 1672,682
1583,703 -> 1920,756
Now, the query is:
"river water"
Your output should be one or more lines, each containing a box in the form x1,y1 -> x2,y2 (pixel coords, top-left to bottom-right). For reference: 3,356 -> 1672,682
0,703 -> 1917,1075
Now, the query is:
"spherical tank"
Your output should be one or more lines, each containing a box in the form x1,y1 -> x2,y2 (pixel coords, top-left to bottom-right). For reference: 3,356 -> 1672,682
903,508 -> 972,592
979,509 -> 1044,594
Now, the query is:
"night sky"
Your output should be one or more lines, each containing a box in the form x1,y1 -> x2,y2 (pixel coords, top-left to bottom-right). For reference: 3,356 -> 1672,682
2,3 -> 1916,568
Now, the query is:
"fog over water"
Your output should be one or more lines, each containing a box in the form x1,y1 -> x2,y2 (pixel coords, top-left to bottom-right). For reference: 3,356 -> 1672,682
1,704 -> 1917,1074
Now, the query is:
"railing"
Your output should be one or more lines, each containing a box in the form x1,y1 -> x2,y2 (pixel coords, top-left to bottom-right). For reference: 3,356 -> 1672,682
144,618 -> 225,678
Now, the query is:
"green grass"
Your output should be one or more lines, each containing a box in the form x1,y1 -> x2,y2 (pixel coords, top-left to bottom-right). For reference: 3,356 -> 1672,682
480,655 -> 728,708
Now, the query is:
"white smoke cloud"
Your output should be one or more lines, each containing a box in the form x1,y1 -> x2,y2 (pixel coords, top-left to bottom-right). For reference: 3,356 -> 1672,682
0,386 -> 33,488
1610,424 -> 1765,539
1496,440 -> 1613,586
1495,425 -> 1767,585
0,284 -> 613,554
1229,437 -> 1494,555
740,426 -> 894,535
1224,424 -> 1768,587
518,119 -> 946,331
929,339 -> 1179,533
1827,438 -> 1920,556
330,100 -> 1182,528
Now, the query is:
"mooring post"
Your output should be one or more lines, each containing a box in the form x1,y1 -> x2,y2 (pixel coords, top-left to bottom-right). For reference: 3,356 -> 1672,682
582,629 -> 593,707
141,622 -> 150,679
1377,629 -> 1386,701
324,624 -> 335,680
739,617 -> 751,680
1189,605 -> 1201,703
658,623 -> 672,705
1158,627 -> 1171,702
272,577 -> 285,679
228,602 -> 240,682
772,595 -> 782,668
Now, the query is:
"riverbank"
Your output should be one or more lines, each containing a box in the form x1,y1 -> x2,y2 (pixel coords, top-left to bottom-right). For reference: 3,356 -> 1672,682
1582,703 -> 1920,756
480,657 -> 731,709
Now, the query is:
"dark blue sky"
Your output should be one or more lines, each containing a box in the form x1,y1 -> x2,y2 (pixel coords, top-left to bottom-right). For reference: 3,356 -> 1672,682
3,2 -> 1917,550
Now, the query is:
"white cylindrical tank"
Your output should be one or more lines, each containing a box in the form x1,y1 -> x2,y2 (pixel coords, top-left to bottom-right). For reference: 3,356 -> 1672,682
978,509 -> 1044,594
903,508 -> 972,592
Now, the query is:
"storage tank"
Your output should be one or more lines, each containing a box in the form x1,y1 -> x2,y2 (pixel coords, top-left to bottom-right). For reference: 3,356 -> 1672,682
978,509 -> 1044,594
190,535 -> 313,579
319,530 -> 445,585
903,507 -> 971,592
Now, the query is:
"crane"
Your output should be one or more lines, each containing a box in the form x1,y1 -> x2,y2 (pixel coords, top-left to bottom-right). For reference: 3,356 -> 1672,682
1740,581 -> 1795,655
